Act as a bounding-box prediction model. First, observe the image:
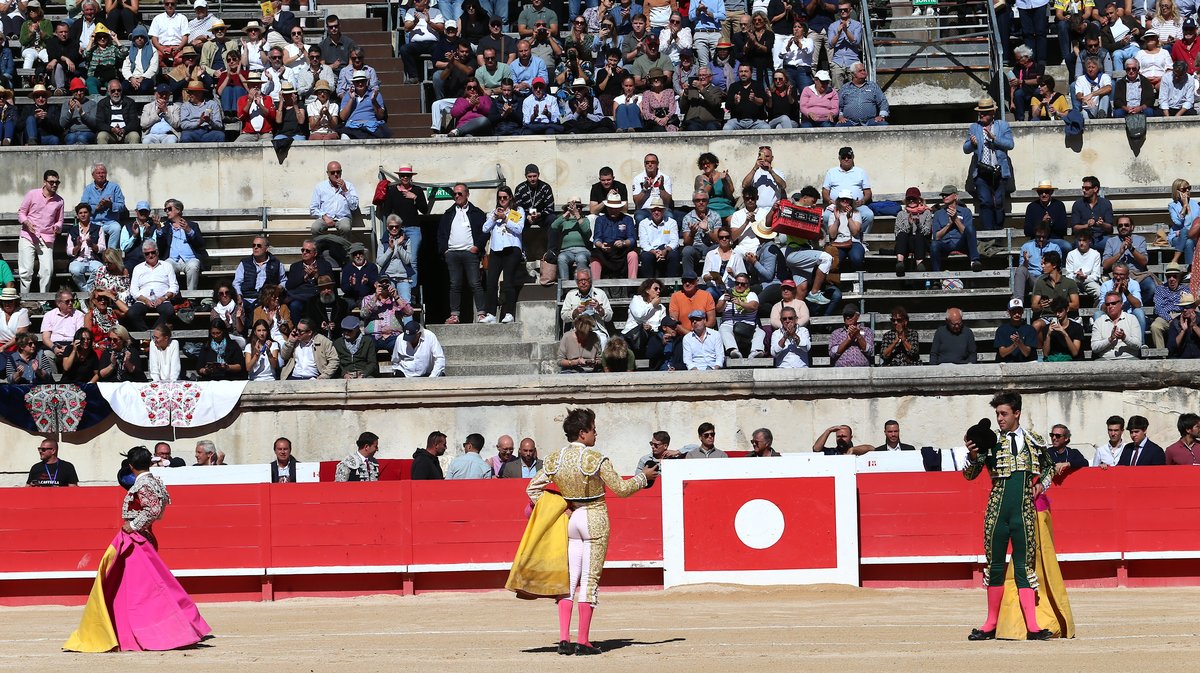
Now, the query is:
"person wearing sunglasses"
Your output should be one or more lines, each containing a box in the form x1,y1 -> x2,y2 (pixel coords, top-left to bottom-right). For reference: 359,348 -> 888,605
686,422 -> 728,457
26,438 -> 79,487
18,169 -> 64,294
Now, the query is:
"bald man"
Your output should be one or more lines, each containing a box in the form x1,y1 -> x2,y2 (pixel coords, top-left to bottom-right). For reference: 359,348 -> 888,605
501,437 -> 542,478
930,307 -> 977,365
488,434 -> 517,476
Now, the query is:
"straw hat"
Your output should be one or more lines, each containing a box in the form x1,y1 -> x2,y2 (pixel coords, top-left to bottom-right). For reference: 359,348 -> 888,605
974,96 -> 997,113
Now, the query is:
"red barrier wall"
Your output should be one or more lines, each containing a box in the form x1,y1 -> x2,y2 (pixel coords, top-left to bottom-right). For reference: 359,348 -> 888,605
1,468 -> 1196,605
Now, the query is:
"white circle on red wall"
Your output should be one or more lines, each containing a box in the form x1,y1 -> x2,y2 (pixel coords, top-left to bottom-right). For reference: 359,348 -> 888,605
733,499 -> 785,550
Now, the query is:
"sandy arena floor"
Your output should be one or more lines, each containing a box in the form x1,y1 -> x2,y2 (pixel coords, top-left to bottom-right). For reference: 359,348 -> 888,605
1,586 -> 1197,672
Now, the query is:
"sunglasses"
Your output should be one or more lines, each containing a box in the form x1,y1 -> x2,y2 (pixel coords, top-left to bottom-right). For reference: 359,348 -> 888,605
701,432 -> 715,437
1049,433 -> 1068,438
454,191 -> 467,196
328,170 -> 342,175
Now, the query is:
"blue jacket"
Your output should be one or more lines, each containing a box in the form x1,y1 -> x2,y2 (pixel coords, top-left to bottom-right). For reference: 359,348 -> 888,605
963,119 -> 1014,180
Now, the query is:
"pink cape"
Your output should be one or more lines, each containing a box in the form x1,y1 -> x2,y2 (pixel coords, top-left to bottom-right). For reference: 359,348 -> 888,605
64,530 -> 211,652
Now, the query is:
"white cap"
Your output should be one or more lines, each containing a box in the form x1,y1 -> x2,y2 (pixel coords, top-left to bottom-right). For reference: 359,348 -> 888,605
194,0 -> 207,6
445,19 -> 458,28
835,188 -> 855,201
1008,297 -> 1024,311
814,70 -> 831,82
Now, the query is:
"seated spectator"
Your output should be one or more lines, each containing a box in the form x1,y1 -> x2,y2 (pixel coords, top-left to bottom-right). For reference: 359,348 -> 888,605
1041,296 -> 1085,361
60,327 -> 101,383
0,88 -> 16,146
361,275 -> 414,352
244,318 -> 281,381
778,187 -> 835,306
1070,175 -> 1115,249
126,240 -> 178,331
7,332 -> 53,384
196,319 -> 246,380
335,432 -> 380,482
1063,233 -> 1101,306
19,3 -> 53,78
251,284 -> 293,347
717,271 -> 764,358
1136,30 -> 1173,86
340,243 -> 378,309
149,0 -> 190,66
489,78 -> 524,136
1091,290 -> 1143,359
637,197 -> 681,278
1073,55 -> 1113,119
521,77 -> 563,134
667,270 -> 715,366
339,71 -> 389,139
211,283 -> 246,347
700,224 -> 746,298
514,163 -> 555,234
59,79 -> 97,145
812,424 -> 873,455
1009,46 -> 1045,121
623,278 -> 671,365
829,304 -> 873,367
178,79 -> 225,141
294,47 -> 335,101
1024,180 -> 1071,255
448,80 -> 493,137
1031,249 -> 1082,337
216,51 -> 249,117
630,34 -> 674,87
826,189 -> 866,272
1030,75 -> 1069,120
164,46 -> 213,100
879,305 -> 920,366
769,279 -> 810,329
1103,216 -> 1155,301
559,314 -> 603,373
400,0 -> 445,84
475,47 -> 511,97
1159,59 -> 1195,116
799,69 -> 838,127
1047,424 -> 1089,473
0,287 -> 29,357
337,47 -> 381,100
639,68 -> 679,131
931,184 -> 982,273
591,192 -> 638,279
94,79 -> 141,145
1168,178 -> 1199,265
200,20 -> 233,73
391,320 -> 445,377
1165,412 -> 1200,464
1118,415 -> 1165,465
319,14 -> 358,78
66,203 -> 104,292
333,315 -> 379,379
272,82 -> 307,147
929,307 -> 977,364
147,324 -> 181,382
875,420 -> 916,452
771,305 -> 810,368
98,325 -> 144,382
501,438 -> 543,477
1151,263 -> 1186,348
724,64 -> 768,130
305,82 -> 340,135
563,79 -> 612,134
304,275 -> 348,341
42,291 -> 83,363
765,68 -> 799,129
670,48 -> 699,94
236,72 -> 276,142
22,84 -> 61,146
1113,58 -> 1158,118
1094,262 -> 1147,335
154,443 -> 187,468
528,16 -> 562,70
602,336 -> 635,371
995,298 -> 1038,363
429,37 -> 475,131
837,62 -> 888,126
679,67 -> 725,131
1014,224 -> 1057,300
45,21 -> 81,95
1167,292 -> 1200,358
893,187 -> 932,276
682,307 -> 723,370
682,187 -> 725,276
281,317 -> 338,379
509,40 -> 548,95
560,268 -> 613,345
83,288 -> 126,351
140,84 -> 182,144
685,422 -> 729,458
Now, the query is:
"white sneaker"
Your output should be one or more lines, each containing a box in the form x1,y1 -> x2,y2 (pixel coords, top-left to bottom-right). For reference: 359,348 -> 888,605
501,313 -> 515,324
807,291 -> 831,305
479,313 -> 498,324
749,350 -> 765,359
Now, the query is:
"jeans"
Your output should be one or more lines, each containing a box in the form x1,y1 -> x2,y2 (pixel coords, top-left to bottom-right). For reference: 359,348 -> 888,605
25,116 -> 60,144
1170,227 -> 1196,264
143,133 -> 179,144
1013,87 -> 1033,121
835,242 -> 865,272
1111,45 -> 1139,73
768,115 -> 797,129
931,230 -> 980,271
1112,106 -> 1159,118
64,130 -> 96,145
479,0 -> 509,28
403,225 -> 423,289
557,246 -> 591,281
615,102 -> 643,130
997,5 -> 1014,64
439,0 -> 463,20
0,112 -> 14,145
98,221 -> 122,250
221,85 -> 246,113
723,118 -> 769,130
836,118 -> 889,126
973,176 -> 1007,230
484,246 -> 525,319
1056,20 -> 1079,75
783,65 -> 813,91
568,0 -> 598,20
182,129 -> 226,142
445,249 -> 485,318
638,248 -> 682,277
682,118 -> 721,131
18,237 -> 53,294
681,242 -> 713,274
1019,4 -> 1048,63
801,118 -> 835,128
69,258 -> 103,292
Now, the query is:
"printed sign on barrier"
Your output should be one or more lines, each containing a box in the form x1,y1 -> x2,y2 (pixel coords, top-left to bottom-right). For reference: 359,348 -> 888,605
660,457 -> 859,587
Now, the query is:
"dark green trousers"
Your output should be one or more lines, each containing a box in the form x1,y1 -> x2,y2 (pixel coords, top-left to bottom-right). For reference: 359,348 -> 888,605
983,471 -> 1038,589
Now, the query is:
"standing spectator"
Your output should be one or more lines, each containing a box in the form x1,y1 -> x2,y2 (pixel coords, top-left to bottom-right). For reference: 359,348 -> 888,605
1168,178 -> 1199,265
319,15 -> 358,77
812,424 -> 874,455
1135,31 -> 1172,86
836,62 -> 888,126
280,317 -> 338,379
481,186 -> 526,324
501,438 -> 543,477
1165,412 -> 1200,464
437,184 -> 488,324
691,0 -> 725,68
929,307 -> 978,364
879,305 -> 920,366
334,432 -> 380,482
65,203 -> 104,292
1166,292 -> 1200,358
686,422 -> 729,457
411,431 -> 447,480
332,315 -> 379,379
391,320 -> 445,377
488,435 -> 517,477
826,1 -> 862,86
931,184 -> 982,272
309,161 -> 358,266
17,170 -> 63,295
149,0 -> 190,67
830,304 -> 874,367
27,439 -> 79,487
1041,297 -> 1085,361
964,96 -> 1013,231
995,298 -> 1039,363
446,433 -> 494,479
779,21 -> 815,91
1117,415 -> 1165,465
1090,290 -> 1142,359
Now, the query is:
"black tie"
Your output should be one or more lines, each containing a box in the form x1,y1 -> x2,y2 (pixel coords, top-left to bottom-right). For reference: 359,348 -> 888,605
1008,432 -> 1018,458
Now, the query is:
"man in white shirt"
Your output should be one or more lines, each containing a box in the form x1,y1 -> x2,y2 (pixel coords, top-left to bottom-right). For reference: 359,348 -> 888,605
682,308 -> 724,370
1064,234 -> 1102,304
770,305 -> 810,368
1093,415 -> 1126,468
149,0 -> 191,65
631,153 -> 675,221
559,269 -> 613,345
399,0 -> 445,83
1090,291 -> 1142,359
309,161 -> 359,265
391,320 -> 445,377
742,144 -> 787,211
127,239 -> 179,331
820,145 -> 875,234
637,197 -> 681,278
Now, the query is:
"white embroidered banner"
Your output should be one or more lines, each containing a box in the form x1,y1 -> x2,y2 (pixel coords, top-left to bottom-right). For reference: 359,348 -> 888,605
97,381 -> 248,428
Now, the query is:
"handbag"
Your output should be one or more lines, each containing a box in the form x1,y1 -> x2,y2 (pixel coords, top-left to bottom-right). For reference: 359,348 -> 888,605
372,178 -> 390,207
538,251 -> 557,286
1125,111 -> 1147,140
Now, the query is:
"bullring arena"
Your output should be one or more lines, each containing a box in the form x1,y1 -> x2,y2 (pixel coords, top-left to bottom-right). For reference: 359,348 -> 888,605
5,73 -> 1200,671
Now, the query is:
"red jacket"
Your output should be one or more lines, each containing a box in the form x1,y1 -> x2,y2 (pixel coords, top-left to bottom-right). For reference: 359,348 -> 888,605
1172,37 -> 1200,74
236,93 -> 276,135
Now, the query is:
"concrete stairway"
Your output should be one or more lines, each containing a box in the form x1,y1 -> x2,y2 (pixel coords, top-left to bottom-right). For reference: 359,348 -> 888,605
425,321 -> 558,377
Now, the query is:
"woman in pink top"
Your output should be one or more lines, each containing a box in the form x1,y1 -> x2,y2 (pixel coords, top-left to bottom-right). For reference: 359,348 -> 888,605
448,80 -> 493,137
799,70 -> 839,128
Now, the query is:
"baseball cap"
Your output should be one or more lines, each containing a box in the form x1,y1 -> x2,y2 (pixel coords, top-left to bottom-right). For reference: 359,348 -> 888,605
135,201 -> 151,212
838,146 -> 854,158
403,321 -> 423,340
1008,298 -> 1024,311
1185,17 -> 1198,30
781,279 -> 797,289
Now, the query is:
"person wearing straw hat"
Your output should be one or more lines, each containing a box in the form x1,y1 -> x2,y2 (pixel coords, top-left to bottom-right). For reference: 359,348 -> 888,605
140,83 -> 182,144
239,20 -> 270,72
964,95 -> 1014,232
306,79 -> 340,139
1023,179 -> 1071,255
591,191 -> 638,279
339,69 -> 390,139
22,83 -> 61,145
0,85 -> 14,146
180,79 -> 225,142
235,71 -> 276,142
1166,292 -> 1200,358
148,0 -> 191,65
272,80 -> 307,144
1150,262 -> 1188,349
200,19 -> 235,73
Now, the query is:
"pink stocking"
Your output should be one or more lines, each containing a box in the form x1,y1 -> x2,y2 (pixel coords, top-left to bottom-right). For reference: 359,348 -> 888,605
980,586 -> 1004,631
557,599 -> 573,642
577,602 -> 595,646
1018,588 -> 1041,632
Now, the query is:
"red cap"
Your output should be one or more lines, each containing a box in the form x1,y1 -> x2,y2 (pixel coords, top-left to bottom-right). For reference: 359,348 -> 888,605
904,187 -> 922,200
531,77 -> 546,86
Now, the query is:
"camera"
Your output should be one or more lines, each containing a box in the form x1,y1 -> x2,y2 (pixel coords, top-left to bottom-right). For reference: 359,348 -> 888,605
644,459 -> 658,470
567,48 -> 578,60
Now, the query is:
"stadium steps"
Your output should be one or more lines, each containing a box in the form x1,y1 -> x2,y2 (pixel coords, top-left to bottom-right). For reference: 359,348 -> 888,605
425,322 -> 548,376
337,15 -> 430,139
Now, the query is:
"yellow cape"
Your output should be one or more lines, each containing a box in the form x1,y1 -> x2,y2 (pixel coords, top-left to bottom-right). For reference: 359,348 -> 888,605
505,492 -> 569,599
63,544 -> 120,652
997,509 -> 1076,639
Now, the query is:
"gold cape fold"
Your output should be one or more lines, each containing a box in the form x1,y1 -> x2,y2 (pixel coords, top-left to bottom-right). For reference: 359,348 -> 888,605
63,544 -> 120,652
997,509 -> 1076,639
505,492 -> 569,599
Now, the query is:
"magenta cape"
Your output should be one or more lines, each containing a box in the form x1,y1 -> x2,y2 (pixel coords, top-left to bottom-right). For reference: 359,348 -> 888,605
64,530 -> 211,652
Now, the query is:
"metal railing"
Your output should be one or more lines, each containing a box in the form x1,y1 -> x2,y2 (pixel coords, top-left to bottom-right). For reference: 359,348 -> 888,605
861,1 -> 878,83
871,1 -> 995,93
985,0 -> 1007,113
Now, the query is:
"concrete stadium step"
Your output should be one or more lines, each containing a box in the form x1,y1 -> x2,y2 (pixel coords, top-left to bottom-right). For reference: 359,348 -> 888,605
426,322 -> 523,345
441,341 -> 535,360
444,361 -> 544,377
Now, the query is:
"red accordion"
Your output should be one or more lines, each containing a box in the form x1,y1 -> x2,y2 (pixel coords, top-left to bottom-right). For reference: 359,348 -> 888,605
769,200 -> 823,240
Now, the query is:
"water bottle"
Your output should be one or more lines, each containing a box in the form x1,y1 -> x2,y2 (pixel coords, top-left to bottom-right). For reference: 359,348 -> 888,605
149,288 -> 156,305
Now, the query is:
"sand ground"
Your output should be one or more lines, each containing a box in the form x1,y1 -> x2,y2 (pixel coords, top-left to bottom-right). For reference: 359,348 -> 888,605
1,585 -> 1197,672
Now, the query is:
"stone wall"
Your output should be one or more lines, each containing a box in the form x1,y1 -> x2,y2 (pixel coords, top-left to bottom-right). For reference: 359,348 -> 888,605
3,360 -> 1198,486
3,118 -> 1194,220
